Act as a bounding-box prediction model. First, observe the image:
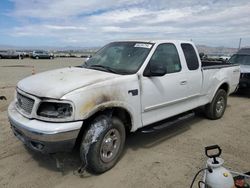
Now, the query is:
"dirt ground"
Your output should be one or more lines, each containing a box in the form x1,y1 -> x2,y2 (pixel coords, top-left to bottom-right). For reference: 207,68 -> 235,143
0,58 -> 249,188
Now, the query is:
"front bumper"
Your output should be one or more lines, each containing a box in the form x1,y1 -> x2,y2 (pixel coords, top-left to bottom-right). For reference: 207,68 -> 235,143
239,78 -> 250,88
239,73 -> 250,88
8,102 -> 83,153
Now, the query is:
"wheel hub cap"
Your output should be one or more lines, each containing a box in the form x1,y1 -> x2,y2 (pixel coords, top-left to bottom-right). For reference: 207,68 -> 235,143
216,97 -> 225,115
100,129 -> 121,163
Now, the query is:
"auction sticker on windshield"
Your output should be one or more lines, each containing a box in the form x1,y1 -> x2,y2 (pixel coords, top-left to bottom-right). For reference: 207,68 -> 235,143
134,43 -> 152,48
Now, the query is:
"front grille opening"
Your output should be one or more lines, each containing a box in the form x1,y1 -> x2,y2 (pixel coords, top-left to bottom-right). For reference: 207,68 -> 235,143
16,92 -> 35,114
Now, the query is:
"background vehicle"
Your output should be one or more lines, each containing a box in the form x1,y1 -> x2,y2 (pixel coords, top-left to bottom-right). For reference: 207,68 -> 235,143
0,50 -> 23,59
31,50 -> 54,59
8,40 -> 240,174
229,48 -> 250,90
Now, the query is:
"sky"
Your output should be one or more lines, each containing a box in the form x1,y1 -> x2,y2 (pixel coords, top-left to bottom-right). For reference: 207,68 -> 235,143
0,0 -> 250,48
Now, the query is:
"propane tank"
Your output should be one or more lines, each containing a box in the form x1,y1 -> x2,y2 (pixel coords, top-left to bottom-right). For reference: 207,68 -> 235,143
205,157 -> 234,188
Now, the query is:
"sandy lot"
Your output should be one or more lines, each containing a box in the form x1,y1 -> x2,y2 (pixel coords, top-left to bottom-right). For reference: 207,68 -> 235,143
0,58 -> 249,188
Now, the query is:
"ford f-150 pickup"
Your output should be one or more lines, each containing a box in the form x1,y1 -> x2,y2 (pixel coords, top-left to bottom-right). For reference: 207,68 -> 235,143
8,40 -> 240,173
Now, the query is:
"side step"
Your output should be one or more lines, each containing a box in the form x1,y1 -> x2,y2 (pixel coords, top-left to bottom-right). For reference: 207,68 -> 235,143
141,111 -> 195,133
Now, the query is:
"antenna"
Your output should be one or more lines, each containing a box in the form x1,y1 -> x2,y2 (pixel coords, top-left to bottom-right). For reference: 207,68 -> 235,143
238,38 -> 242,50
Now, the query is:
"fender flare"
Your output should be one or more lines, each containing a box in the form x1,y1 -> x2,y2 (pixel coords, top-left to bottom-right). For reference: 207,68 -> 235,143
209,81 -> 230,102
81,101 -> 135,130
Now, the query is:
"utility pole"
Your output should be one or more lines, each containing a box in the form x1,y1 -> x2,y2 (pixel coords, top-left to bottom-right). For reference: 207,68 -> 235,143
238,38 -> 242,50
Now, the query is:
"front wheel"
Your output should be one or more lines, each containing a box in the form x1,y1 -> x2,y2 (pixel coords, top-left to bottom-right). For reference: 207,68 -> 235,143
80,114 -> 125,174
205,89 -> 227,120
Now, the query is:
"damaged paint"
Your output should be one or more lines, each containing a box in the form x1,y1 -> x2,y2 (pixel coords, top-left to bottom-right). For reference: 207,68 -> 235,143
17,67 -> 121,99
79,90 -> 121,117
79,115 -> 111,172
81,94 -> 111,113
61,73 -> 142,131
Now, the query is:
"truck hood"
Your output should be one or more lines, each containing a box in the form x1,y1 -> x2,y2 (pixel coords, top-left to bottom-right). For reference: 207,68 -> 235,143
17,67 -> 120,98
240,64 -> 250,73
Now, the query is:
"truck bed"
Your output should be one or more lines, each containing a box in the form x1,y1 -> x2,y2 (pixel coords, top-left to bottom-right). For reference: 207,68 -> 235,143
201,61 -> 238,70
201,61 -> 240,98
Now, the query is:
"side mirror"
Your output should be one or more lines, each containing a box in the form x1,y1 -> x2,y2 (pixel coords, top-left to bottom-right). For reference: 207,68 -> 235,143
144,61 -> 167,77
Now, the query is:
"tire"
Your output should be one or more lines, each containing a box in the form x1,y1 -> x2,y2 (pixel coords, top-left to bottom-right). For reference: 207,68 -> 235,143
35,56 -> 39,59
205,89 -> 227,120
80,114 -> 125,174
50,56 -> 53,59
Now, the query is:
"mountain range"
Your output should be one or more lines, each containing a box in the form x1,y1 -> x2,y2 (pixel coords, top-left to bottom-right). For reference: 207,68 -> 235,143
0,44 -> 245,55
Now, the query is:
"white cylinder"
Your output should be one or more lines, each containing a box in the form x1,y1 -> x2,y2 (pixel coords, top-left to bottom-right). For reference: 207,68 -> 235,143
205,158 -> 234,188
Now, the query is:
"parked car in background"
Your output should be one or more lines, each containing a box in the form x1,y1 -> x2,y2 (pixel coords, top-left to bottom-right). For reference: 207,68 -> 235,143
0,50 -> 23,59
229,48 -> 250,90
31,51 -> 54,59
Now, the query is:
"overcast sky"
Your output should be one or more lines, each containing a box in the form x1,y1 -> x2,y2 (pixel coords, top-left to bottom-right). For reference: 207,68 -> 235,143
0,0 -> 250,47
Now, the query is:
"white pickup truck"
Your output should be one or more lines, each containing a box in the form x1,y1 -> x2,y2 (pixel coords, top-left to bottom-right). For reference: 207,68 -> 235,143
8,40 -> 240,173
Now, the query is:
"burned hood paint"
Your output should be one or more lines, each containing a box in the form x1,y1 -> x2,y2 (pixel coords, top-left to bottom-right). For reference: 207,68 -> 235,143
17,67 -> 121,98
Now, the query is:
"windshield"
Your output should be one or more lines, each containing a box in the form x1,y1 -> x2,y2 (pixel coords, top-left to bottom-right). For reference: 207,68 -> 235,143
82,42 -> 153,74
229,54 -> 250,65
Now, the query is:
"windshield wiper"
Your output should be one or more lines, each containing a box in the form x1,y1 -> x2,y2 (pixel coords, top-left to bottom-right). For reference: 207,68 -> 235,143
88,64 -> 119,74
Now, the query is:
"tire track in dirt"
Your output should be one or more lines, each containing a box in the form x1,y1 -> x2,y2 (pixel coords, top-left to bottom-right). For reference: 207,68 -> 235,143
0,104 -> 8,112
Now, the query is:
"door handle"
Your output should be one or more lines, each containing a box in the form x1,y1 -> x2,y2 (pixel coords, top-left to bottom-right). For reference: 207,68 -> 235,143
180,81 -> 187,85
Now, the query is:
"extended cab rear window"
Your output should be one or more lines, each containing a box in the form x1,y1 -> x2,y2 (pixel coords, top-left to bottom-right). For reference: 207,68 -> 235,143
181,43 -> 199,70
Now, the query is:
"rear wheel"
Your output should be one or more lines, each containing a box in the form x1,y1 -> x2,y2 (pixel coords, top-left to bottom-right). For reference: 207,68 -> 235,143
35,56 -> 39,59
80,114 -> 125,174
205,89 -> 227,120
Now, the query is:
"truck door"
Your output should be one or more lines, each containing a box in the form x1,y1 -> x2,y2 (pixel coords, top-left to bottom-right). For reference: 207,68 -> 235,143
180,43 -> 203,105
140,43 -> 189,126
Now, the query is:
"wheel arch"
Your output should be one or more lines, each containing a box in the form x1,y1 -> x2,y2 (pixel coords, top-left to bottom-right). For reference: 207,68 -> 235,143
74,105 -> 133,149
210,81 -> 230,102
218,82 -> 230,94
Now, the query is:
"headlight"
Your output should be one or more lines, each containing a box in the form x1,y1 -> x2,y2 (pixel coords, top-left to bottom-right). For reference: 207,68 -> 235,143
37,102 -> 73,120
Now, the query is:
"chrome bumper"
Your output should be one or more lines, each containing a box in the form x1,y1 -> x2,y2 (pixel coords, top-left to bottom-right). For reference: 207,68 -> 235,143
8,102 -> 82,153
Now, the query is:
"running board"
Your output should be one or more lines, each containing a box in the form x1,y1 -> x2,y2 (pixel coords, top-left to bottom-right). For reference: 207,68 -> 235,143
141,112 -> 195,133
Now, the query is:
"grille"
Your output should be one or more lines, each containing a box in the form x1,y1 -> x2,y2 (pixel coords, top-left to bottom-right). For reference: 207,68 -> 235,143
241,73 -> 250,79
16,92 -> 35,114
244,73 -> 250,79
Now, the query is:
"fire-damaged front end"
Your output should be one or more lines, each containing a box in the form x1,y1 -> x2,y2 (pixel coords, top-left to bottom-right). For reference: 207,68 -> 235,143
7,66 -> 141,154
8,88 -> 82,153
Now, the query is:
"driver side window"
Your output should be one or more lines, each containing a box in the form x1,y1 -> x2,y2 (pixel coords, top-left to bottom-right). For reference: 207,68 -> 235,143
150,43 -> 181,74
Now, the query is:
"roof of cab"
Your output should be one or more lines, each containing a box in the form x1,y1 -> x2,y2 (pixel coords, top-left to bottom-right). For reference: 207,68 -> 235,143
113,39 -> 194,45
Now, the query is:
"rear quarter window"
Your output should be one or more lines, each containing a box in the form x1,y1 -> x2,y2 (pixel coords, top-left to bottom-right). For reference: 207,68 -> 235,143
181,43 -> 199,70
